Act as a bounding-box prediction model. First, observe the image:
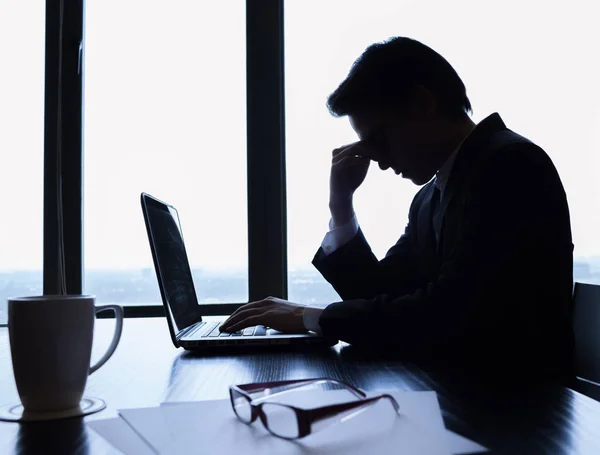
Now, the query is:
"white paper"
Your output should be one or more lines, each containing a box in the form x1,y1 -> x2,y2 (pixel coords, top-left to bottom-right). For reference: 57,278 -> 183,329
88,417 -> 156,455
89,390 -> 487,455
118,390 -> 452,455
117,405 -> 176,454
89,415 -> 487,455
446,430 -> 487,454
162,390 -> 487,455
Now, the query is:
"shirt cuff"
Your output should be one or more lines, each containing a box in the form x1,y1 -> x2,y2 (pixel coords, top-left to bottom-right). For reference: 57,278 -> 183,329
303,303 -> 331,334
321,214 -> 359,256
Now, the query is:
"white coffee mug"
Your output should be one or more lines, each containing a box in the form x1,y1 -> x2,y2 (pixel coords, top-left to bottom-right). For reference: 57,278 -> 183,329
8,295 -> 123,412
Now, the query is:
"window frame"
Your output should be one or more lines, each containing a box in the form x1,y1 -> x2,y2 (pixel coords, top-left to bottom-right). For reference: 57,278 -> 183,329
43,0 -> 287,317
44,0 -> 84,296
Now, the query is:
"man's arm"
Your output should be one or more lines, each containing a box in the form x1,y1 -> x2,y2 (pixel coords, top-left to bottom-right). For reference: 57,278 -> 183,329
312,186 -> 426,301
302,214 -> 361,333
220,196 -> 421,334
321,214 -> 360,256
310,139 -> 423,300
313,224 -> 418,301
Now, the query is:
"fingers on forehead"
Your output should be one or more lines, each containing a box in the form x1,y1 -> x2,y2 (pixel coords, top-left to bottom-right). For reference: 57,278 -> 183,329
332,142 -> 361,156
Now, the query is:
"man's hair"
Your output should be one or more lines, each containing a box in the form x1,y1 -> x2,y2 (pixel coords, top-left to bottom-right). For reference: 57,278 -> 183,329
327,37 -> 472,118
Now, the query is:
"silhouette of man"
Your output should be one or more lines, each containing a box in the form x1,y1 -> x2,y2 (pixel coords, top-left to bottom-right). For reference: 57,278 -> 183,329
222,37 -> 574,379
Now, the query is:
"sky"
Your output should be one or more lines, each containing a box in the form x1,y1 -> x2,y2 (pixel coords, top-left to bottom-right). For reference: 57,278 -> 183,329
1,0 -> 600,277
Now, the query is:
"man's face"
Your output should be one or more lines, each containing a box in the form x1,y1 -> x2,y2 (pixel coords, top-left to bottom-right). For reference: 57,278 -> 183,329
349,109 -> 441,186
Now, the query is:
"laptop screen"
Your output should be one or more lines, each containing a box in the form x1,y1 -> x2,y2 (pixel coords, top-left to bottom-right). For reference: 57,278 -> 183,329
142,195 -> 203,334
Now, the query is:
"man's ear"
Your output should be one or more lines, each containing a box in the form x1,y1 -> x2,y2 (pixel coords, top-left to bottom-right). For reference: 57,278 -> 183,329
410,85 -> 437,118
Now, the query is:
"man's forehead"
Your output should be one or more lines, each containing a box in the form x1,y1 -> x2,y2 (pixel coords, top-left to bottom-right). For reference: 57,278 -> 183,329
349,112 -> 381,141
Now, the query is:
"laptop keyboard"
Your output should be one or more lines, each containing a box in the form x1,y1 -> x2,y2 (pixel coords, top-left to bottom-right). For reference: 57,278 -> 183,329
215,325 -> 269,337
191,322 -> 271,338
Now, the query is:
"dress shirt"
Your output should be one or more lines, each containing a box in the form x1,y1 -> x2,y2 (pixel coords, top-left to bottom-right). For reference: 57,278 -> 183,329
303,302 -> 329,334
320,214 -> 360,256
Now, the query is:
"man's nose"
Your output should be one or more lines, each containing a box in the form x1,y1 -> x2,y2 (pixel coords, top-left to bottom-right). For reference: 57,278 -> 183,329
379,161 -> 390,171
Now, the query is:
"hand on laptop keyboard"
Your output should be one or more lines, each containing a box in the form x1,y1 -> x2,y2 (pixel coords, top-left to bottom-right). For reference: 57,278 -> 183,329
213,325 -> 269,337
219,297 -> 308,334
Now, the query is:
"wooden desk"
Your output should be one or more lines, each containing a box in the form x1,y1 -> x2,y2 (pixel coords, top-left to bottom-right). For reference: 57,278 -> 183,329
1,318 -> 599,454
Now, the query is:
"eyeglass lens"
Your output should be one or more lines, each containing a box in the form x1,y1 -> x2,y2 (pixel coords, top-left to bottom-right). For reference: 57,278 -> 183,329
230,389 -> 253,423
260,403 -> 300,439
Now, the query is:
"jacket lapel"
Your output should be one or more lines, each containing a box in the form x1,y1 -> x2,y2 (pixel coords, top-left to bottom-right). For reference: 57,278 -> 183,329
433,113 -> 508,255
417,181 -> 439,266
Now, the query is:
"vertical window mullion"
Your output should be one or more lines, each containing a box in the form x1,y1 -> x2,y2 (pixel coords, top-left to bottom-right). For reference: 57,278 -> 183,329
43,0 -> 84,295
246,0 -> 288,301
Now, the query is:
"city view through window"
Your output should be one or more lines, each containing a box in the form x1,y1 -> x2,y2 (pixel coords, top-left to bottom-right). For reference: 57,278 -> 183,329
0,1 -> 45,323
2,1 -> 600,324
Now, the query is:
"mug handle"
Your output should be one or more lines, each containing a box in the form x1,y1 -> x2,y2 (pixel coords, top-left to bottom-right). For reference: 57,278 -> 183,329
90,304 -> 124,375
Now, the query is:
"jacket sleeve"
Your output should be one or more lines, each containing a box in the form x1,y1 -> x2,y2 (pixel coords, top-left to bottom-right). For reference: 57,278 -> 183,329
317,146 -> 570,357
312,213 -> 420,301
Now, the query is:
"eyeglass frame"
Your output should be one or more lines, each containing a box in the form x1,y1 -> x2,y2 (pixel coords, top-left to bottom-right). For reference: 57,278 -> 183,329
228,377 -> 400,440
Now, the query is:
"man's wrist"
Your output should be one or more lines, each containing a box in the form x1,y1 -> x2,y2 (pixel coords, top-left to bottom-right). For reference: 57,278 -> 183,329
303,303 -> 330,334
329,196 -> 354,227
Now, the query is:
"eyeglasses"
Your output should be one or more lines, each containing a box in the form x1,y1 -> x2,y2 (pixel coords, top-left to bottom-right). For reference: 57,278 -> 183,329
228,377 -> 400,440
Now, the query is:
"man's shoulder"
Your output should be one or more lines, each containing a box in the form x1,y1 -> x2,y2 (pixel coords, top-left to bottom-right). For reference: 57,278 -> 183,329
481,130 -> 556,176
468,130 -> 567,205
444,122 -> 567,210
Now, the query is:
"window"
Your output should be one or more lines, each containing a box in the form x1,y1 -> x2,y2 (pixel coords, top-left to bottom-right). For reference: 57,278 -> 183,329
17,1 -> 595,320
0,1 -> 45,323
286,0 -> 600,304
84,1 -> 248,307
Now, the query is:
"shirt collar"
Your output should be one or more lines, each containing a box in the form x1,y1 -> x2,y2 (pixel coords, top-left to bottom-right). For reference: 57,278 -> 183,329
435,145 -> 460,193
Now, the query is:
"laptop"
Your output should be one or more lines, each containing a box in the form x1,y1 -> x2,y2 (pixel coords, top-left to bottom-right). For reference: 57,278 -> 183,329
140,193 -> 337,351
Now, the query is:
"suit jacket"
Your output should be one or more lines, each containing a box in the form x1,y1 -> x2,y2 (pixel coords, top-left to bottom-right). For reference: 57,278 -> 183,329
312,113 -> 574,380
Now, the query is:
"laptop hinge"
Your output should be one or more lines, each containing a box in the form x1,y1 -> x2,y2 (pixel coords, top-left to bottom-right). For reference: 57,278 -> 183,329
176,321 -> 203,341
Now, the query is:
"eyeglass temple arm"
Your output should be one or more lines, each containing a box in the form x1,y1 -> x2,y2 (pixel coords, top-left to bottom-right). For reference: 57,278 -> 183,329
238,378 -> 366,399
307,394 -> 400,435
